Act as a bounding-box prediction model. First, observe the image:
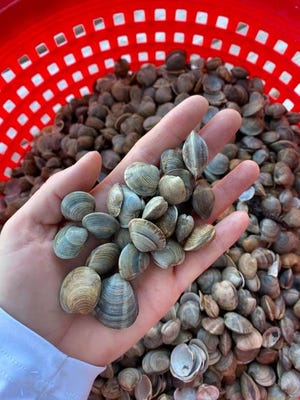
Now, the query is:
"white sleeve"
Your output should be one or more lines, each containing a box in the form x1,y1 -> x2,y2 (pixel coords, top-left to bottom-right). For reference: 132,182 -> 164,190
0,307 -> 105,400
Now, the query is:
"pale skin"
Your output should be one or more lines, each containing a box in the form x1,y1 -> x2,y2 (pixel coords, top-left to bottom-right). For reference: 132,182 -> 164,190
0,96 -> 259,367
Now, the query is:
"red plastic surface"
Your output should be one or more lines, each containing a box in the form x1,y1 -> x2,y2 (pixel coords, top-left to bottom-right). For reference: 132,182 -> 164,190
0,0 -> 299,180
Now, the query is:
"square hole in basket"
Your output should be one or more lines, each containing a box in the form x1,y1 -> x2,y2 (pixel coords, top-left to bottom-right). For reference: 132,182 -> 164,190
246,51 -> 259,64
195,11 -> 208,24
11,152 -> 21,163
88,64 -> 99,75
192,34 -> 204,46
73,24 -> 86,37
57,79 -> 68,91
0,143 -> 8,154
93,17 -> 105,30
134,9 -> 145,22
54,32 -> 67,46
36,43 -> 49,57
47,63 -> 60,76
279,71 -> 292,84
18,55 -> 32,69
113,13 -> 125,25
29,101 -> 41,112
283,98 -> 294,111
81,46 -> 93,58
295,83 -> 300,96
64,53 -> 76,66
255,30 -> 269,44
155,8 -> 166,20
6,127 -> 17,139
216,15 -> 228,29
156,51 -> 166,60
80,86 -> 90,96
43,89 -> 54,101
155,32 -> 166,42
41,113 -> 51,124
29,126 -> 40,136
53,103 -> 62,113
274,40 -> 288,54
291,51 -> 300,66
104,58 -> 114,68
99,40 -> 111,51
31,73 -> 44,86
175,9 -> 187,21
72,71 -> 83,82
117,35 -> 129,47
17,85 -> 29,99
263,60 -> 276,73
1,68 -> 16,83
236,22 -> 249,36
211,38 -> 222,50
136,33 -> 147,43
138,52 -> 149,61
229,44 -> 241,56
3,99 -> 16,113
17,113 -> 29,125
4,167 -> 12,178
174,32 -> 185,43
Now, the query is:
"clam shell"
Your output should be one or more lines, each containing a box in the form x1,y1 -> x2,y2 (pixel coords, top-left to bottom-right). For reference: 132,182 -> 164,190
60,266 -> 101,314
128,218 -> 166,252
53,224 -> 88,259
142,349 -> 170,375
118,186 -> 145,228
168,168 -> 195,201
175,214 -> 195,243
160,148 -> 184,174
142,196 -> 168,220
211,280 -> 238,311
155,205 -> 178,238
196,384 -> 220,400
240,372 -> 261,400
61,190 -> 95,221
182,130 -> 209,179
192,185 -> 215,220
82,212 -> 120,239
205,153 -> 229,176
87,242 -> 120,276
107,183 -> 123,217
248,362 -> 276,387
202,317 -> 225,335
158,175 -> 186,205
118,242 -> 150,280
151,239 -> 185,269
177,300 -> 201,330
134,374 -> 152,400
124,162 -> 160,197
224,312 -> 254,334
183,224 -> 216,251
161,318 -> 181,344
117,368 -> 142,392
94,273 -> 138,329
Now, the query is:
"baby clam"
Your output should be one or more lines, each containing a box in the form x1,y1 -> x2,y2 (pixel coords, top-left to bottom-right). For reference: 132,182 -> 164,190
94,273 -> 138,329
158,175 -> 186,205
82,212 -> 120,239
248,362 -> 276,387
119,242 -> 150,280
211,280 -> 238,311
224,312 -> 254,334
182,130 -> 209,179
151,239 -> 185,269
161,318 -> 181,344
142,349 -> 170,375
60,266 -> 101,314
175,214 -> 195,243
196,384 -> 220,400
183,224 -> 216,251
87,242 -> 120,276
192,184 -> 215,220
53,224 -> 88,259
279,370 -> 300,398
128,218 -> 166,252
155,205 -> 178,238
106,183 -> 123,217
205,153 -> 229,176
117,367 -> 142,392
61,190 -> 95,221
124,161 -> 160,197
142,196 -> 168,220
160,148 -> 184,174
117,185 -> 145,228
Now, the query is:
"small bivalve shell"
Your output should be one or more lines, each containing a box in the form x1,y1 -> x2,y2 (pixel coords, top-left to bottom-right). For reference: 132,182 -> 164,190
134,374 -> 152,400
175,214 -> 195,243
160,148 -> 184,174
82,212 -> 120,239
61,190 -> 95,221
205,153 -> 229,176
279,370 -> 300,398
87,242 -> 120,276
211,280 -> 238,311
158,175 -> 186,205
161,318 -> 181,344
240,372 -> 261,400
142,196 -> 168,220
201,317 -> 225,335
118,243 -> 150,280
196,384 -> 220,400
60,266 -> 101,314
151,239 -> 185,269
142,349 -> 170,375
224,312 -> 254,334
94,273 -> 138,329
106,183 -> 123,217
117,367 -> 142,392
128,218 -> 166,252
182,130 -> 209,179
192,184 -> 215,220
183,224 -> 216,251
118,186 -> 145,228
124,162 -> 160,197
248,362 -> 276,387
53,224 -> 88,259
155,205 -> 178,238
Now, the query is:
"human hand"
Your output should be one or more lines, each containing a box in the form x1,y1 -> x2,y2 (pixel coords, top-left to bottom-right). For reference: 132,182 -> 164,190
0,95 -> 259,366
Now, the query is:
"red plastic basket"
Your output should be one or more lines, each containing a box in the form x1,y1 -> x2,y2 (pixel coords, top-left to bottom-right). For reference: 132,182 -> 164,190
0,0 -> 299,181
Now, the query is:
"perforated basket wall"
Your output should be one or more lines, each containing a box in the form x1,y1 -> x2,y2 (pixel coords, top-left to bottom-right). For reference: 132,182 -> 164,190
0,0 -> 299,180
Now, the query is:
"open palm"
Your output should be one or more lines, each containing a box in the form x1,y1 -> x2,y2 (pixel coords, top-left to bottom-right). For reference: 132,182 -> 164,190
0,96 -> 259,367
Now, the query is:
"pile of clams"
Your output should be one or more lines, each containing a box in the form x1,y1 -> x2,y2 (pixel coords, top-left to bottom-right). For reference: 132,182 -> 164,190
54,130 -> 217,329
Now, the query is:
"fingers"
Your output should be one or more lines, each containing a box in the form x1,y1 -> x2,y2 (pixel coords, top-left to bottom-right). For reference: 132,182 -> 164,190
174,210 -> 250,293
15,151 -> 102,226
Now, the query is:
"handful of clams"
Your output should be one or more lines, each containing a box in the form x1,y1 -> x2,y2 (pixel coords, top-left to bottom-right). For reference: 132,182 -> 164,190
54,131 -> 217,329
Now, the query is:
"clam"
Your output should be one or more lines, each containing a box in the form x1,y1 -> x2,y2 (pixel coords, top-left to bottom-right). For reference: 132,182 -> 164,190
289,343 -> 300,370
142,196 -> 168,220
224,312 -> 254,334
279,370 -> 300,398
82,212 -> 120,239
107,183 -> 123,217
211,280 -> 238,311
197,268 -> 222,294
87,242 -> 120,276
201,294 -> 220,318
238,253 -> 258,279
143,322 -> 163,349
196,384 -> 220,400
124,162 -> 160,197
177,300 -> 201,330
219,328 -> 232,356
240,372 -> 261,400
158,175 -> 186,205
118,243 -> 150,280
161,318 -> 181,345
183,224 -> 216,251
182,130 -> 209,179
222,266 -> 245,288
250,306 -> 267,333
267,384 -> 286,400
192,184 -> 215,220
118,186 -> 145,228
53,224 -> 88,259
142,349 -> 170,374
155,205 -> 178,238
205,153 -> 229,176
175,214 -> 195,243
134,374 -> 152,400
248,362 -> 276,387
151,239 -> 185,269
174,387 -> 197,400
60,266 -> 101,314
61,190 -> 95,221
201,317 -> 225,335
117,368 -> 142,392
128,218 -> 166,252
160,148 -> 184,174
94,273 -> 138,329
